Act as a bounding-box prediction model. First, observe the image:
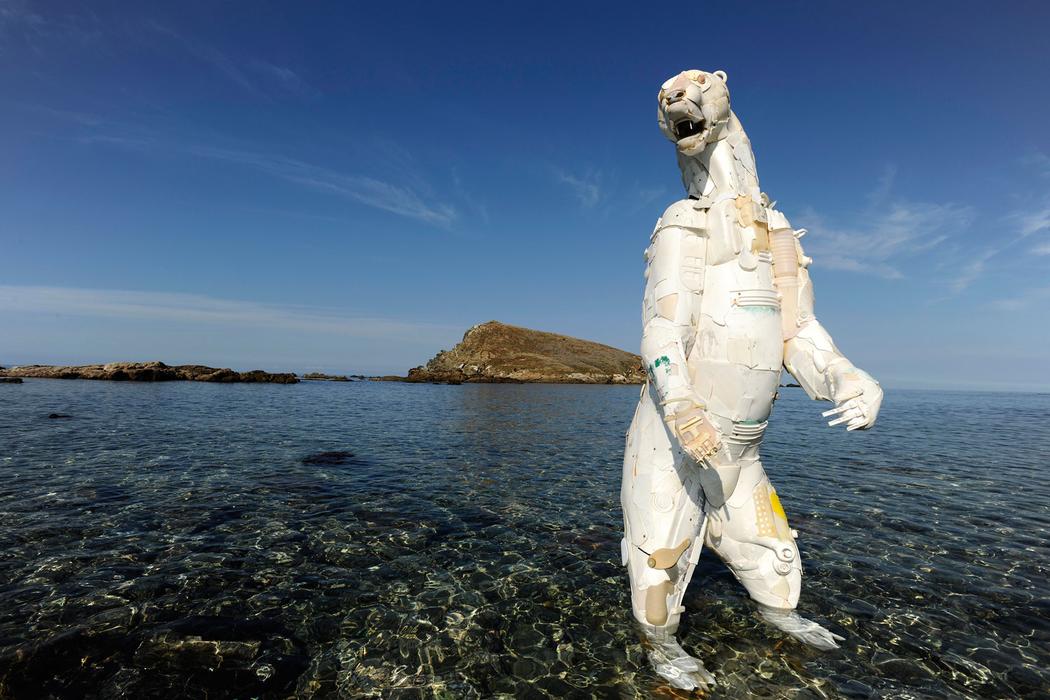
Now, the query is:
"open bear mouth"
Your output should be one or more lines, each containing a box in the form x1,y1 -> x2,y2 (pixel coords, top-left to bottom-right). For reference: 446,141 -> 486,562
673,118 -> 705,140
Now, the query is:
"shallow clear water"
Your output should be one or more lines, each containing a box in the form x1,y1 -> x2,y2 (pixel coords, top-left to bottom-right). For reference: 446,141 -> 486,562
0,380 -> 1047,698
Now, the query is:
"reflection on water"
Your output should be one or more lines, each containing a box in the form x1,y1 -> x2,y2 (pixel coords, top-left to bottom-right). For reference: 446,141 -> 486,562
0,380 -> 1047,698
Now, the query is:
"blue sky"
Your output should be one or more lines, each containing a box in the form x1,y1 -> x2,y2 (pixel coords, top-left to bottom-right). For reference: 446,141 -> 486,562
1,1 -> 1048,389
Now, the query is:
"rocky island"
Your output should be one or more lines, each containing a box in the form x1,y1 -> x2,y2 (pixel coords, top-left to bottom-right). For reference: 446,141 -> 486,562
405,321 -> 645,384
1,324 -> 645,386
301,372 -> 351,382
0,362 -> 299,384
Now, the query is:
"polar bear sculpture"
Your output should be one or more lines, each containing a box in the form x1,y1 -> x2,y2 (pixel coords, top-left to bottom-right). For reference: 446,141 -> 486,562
621,69 -> 884,691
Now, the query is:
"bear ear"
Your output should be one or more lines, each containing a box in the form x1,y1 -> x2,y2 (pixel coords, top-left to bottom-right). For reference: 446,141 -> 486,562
713,70 -> 728,84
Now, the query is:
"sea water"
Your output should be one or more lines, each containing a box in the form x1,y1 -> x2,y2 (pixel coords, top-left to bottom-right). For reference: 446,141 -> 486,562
0,379 -> 1047,698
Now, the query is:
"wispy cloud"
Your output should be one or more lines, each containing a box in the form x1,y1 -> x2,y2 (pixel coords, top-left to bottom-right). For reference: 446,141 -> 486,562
4,8 -> 465,229
801,202 -> 972,280
865,164 -> 898,206
950,247 -> 999,294
1012,207 -> 1050,238
986,285 -> 1050,311
976,151 -> 1050,268
189,144 -> 458,226
555,167 -> 605,208
636,186 -> 665,206
451,169 -> 490,224
248,59 -> 316,97
164,36 -> 313,98
935,201 -> 1050,295
192,46 -> 257,93
82,133 -> 458,227
0,1 -> 104,54
1017,207 -> 1050,257
0,0 -> 45,30
149,23 -> 255,92
12,102 -> 104,126
22,100 -> 464,228
3,8 -> 314,99
799,166 -> 974,280
143,20 -> 313,99
1020,150 -> 1050,177
0,285 -> 458,341
553,165 -> 666,214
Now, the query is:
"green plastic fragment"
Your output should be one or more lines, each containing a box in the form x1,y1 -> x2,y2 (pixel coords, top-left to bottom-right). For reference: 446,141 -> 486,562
648,355 -> 672,378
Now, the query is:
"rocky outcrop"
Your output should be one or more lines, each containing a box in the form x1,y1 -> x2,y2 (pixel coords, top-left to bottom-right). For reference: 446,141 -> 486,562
0,377 -> 21,384
301,372 -> 351,382
405,321 -> 645,384
0,362 -> 298,384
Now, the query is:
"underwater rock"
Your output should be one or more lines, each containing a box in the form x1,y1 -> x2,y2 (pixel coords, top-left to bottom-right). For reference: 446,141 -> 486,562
47,413 -> 72,419
0,376 -> 21,383
130,616 -> 309,696
0,626 -> 130,697
404,321 -> 646,384
301,451 -> 359,466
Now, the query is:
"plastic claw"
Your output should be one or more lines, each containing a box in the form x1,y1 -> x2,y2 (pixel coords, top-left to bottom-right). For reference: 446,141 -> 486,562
827,412 -> 858,427
846,415 -> 867,431
821,404 -> 851,417
757,606 -> 844,651
642,625 -> 716,691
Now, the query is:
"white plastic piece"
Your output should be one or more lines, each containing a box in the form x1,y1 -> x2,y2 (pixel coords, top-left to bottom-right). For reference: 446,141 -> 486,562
623,69 -> 882,678
757,605 -> 845,650
640,623 -> 716,691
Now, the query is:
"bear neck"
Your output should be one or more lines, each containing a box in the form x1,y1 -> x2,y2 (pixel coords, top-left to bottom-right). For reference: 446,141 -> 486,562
676,112 -> 762,206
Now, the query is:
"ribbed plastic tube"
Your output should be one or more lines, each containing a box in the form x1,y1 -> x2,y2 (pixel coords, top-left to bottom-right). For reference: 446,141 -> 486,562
770,228 -> 799,340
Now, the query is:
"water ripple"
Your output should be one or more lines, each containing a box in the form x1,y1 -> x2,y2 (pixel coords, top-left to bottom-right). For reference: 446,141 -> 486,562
0,380 -> 1047,698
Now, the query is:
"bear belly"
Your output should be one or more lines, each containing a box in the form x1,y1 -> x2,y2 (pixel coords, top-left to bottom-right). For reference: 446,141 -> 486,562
687,259 -> 782,424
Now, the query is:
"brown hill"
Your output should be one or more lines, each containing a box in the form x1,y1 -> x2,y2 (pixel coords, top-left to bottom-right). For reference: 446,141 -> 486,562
406,321 -> 645,384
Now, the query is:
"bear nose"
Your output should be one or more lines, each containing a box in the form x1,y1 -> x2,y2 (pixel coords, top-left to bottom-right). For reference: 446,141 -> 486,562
665,89 -> 686,105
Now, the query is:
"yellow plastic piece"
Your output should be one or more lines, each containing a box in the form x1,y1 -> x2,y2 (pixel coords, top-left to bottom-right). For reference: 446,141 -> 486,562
770,489 -> 787,520
769,487 -> 793,541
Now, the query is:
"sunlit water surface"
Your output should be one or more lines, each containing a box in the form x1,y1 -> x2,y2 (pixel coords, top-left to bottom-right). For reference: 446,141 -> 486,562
0,380 -> 1047,698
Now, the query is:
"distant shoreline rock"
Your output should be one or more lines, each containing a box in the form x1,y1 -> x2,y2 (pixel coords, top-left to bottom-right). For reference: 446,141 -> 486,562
300,372 -> 351,382
403,321 -> 646,385
0,362 -> 299,384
